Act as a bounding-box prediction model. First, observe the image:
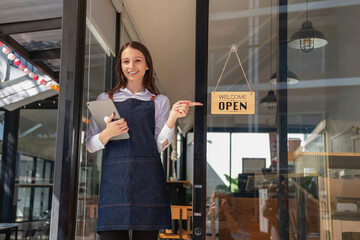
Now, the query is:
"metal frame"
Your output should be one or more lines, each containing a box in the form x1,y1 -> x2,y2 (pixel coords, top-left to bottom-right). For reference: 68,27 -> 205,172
112,12 -> 121,88
277,0 -> 290,239
0,110 -> 20,223
180,134 -> 187,180
49,0 -> 87,239
163,148 -> 169,179
193,0 -> 209,239
168,145 -> 173,179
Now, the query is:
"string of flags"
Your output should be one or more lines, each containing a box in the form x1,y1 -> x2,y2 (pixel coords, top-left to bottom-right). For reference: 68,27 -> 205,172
0,41 -> 60,92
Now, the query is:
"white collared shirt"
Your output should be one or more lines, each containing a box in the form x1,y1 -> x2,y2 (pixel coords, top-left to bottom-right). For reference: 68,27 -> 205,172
86,88 -> 174,153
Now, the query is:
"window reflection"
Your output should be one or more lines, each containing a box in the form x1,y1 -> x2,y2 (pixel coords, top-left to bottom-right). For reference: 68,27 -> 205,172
13,109 -> 56,240
75,24 -> 109,239
207,0 -> 360,239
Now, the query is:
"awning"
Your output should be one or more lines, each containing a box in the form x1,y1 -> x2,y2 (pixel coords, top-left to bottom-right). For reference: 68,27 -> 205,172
0,0 -> 62,110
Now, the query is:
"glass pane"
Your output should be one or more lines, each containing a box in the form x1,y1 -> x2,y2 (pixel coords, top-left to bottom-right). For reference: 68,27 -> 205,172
44,161 -> 53,184
14,109 -> 56,239
207,1 -> 276,239
18,109 -> 57,161
16,187 -> 32,222
35,159 -> 44,184
17,155 -> 34,184
75,24 -> 108,239
32,187 -> 51,219
288,1 -> 360,240
207,0 -> 360,239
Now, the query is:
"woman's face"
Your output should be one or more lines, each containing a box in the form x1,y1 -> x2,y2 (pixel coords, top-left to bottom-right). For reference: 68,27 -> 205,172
121,47 -> 149,85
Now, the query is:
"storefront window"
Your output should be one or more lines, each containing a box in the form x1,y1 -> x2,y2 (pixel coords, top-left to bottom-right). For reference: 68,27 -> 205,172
206,0 -> 360,239
14,109 -> 57,239
75,23 -> 110,239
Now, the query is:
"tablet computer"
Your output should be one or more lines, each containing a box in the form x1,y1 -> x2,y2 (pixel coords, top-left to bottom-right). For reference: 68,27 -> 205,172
86,99 -> 129,140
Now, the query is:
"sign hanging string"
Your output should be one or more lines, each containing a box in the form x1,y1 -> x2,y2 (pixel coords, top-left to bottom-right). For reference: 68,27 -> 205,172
214,45 -> 253,93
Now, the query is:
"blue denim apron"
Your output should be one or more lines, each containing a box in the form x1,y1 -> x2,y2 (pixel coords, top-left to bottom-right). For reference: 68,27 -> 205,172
97,97 -> 171,232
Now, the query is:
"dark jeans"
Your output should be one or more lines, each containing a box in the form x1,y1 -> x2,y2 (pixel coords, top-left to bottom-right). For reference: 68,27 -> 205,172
99,230 -> 159,240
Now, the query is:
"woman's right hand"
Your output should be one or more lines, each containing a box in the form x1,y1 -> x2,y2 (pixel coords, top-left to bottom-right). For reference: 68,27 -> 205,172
99,113 -> 129,145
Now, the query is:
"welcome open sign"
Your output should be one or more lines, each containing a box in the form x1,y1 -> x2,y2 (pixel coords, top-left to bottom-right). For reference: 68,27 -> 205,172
212,44 -> 255,115
211,91 -> 255,114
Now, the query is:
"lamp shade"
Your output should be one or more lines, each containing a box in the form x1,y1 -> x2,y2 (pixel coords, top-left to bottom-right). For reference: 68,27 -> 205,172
260,90 -> 277,110
269,69 -> 299,85
288,20 -> 327,52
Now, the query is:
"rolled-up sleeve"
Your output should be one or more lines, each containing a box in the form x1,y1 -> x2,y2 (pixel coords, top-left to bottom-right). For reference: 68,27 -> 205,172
155,95 -> 175,152
86,117 -> 105,153
85,93 -> 107,153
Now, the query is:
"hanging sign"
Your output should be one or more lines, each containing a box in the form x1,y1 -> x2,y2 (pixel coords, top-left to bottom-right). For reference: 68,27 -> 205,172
211,91 -> 255,114
211,44 -> 255,115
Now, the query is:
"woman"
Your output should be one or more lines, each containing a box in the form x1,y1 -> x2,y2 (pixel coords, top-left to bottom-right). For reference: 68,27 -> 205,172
86,41 -> 201,240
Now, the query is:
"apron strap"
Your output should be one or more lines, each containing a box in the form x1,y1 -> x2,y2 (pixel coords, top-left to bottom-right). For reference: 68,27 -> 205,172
150,94 -> 158,101
110,92 -> 157,101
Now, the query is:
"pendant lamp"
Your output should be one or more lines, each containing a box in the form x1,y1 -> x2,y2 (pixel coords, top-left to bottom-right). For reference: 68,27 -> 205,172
260,90 -> 277,110
269,69 -> 299,85
288,0 -> 327,52
261,0 -> 278,111
268,0 -> 299,85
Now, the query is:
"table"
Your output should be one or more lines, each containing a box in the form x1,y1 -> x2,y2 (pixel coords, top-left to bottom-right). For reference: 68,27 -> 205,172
0,223 -> 19,240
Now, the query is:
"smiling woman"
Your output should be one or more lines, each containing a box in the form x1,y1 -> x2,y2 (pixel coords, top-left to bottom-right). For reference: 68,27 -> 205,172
85,41 -> 201,240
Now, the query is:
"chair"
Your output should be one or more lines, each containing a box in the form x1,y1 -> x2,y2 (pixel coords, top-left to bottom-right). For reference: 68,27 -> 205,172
159,205 -> 192,240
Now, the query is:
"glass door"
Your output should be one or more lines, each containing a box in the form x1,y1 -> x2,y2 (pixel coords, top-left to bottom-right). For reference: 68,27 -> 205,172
198,0 -> 360,240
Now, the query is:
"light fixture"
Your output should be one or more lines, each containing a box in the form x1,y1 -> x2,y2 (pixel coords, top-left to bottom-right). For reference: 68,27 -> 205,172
268,0 -> 299,85
261,0 -> 277,111
269,69 -> 299,85
269,1 -> 299,85
260,90 -> 277,110
288,0 -> 327,52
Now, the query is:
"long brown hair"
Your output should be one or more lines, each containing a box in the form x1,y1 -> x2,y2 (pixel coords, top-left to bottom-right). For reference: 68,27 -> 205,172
108,41 -> 158,95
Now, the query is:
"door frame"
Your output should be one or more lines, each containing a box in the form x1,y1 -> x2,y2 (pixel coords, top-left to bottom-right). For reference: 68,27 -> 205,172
193,0 -> 209,239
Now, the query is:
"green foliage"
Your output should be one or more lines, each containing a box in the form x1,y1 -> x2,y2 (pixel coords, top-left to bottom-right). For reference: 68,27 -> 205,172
224,174 -> 238,192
